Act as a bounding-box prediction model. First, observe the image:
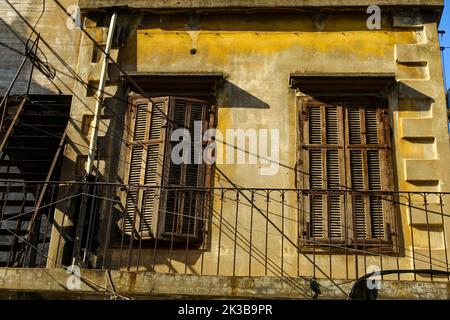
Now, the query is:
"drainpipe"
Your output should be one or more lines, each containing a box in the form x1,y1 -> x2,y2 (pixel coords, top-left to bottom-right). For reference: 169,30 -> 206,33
72,12 -> 117,266
85,11 -> 117,177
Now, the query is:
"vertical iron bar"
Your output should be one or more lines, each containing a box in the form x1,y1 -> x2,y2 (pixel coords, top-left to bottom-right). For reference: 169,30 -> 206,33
136,185 -> 145,273
424,193 -> 433,281
200,189 -> 208,275
102,185 -> 115,269
248,190 -> 255,277
439,194 -> 449,280
232,191 -> 239,277
265,191 -> 270,276
378,193 -> 383,280
216,189 -> 224,275
55,184 -> 69,267
184,190 -> 194,275
151,187 -> 162,273
281,191 -> 285,278
118,186 -> 127,270
394,193 -> 400,281
168,188 -> 178,273
39,183 -> 55,267
408,193 -> 417,280
27,183 -> 42,267
126,185 -> 139,271
297,191 -> 301,278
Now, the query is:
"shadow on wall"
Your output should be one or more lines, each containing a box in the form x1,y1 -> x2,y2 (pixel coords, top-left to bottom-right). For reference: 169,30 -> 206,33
137,11 -> 408,33
0,14 -> 57,95
217,80 -> 270,109
397,82 -> 433,112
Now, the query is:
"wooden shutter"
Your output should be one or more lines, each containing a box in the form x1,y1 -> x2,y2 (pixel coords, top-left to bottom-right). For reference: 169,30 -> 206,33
158,97 -> 209,241
121,97 -> 168,239
300,98 -> 394,248
303,101 -> 345,241
345,105 -> 391,242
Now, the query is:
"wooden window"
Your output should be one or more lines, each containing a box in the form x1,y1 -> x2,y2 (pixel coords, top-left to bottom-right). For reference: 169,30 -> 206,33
299,98 -> 395,251
120,96 -> 212,242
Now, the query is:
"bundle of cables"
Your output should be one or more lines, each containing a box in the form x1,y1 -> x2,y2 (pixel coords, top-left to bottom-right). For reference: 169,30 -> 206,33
25,37 -> 56,80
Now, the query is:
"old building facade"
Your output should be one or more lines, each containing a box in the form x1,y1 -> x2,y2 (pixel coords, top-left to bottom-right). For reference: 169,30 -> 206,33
0,0 -> 449,299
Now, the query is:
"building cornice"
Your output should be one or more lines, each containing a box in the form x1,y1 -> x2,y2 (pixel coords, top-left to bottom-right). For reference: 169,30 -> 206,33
79,0 -> 444,11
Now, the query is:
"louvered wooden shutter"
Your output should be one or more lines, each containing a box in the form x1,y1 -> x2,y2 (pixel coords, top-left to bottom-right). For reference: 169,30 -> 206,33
158,97 -> 208,241
121,97 -> 168,239
303,102 -> 345,241
345,106 -> 391,242
301,99 -> 393,247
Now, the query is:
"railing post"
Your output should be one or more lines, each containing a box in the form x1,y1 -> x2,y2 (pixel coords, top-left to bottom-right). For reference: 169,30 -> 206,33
71,176 -> 95,266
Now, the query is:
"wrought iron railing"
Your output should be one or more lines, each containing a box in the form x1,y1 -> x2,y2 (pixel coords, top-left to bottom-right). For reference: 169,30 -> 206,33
0,181 -> 449,284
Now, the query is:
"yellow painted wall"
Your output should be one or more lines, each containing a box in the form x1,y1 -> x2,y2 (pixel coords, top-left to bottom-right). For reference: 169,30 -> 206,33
50,11 -> 450,281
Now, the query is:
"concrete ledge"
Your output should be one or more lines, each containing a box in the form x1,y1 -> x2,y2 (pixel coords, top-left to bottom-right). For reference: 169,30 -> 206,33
407,203 -> 444,226
404,159 -> 440,182
396,44 -> 430,64
0,268 -> 449,300
79,0 -> 444,10
401,118 -> 435,138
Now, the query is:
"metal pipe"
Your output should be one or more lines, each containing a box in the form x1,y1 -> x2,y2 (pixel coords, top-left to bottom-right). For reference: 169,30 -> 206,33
85,12 -> 117,176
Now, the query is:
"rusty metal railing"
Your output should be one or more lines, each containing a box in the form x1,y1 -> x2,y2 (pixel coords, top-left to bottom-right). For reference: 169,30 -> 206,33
0,181 -> 449,284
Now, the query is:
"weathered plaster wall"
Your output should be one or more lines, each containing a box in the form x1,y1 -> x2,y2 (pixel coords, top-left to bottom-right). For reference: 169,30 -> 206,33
47,8 -> 450,282
0,0 -> 81,95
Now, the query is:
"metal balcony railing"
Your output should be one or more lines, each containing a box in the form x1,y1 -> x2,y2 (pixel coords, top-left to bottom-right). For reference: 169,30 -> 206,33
0,181 -> 449,285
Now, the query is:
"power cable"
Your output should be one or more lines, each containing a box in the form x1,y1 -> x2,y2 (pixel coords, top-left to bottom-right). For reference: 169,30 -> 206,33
5,228 -> 132,300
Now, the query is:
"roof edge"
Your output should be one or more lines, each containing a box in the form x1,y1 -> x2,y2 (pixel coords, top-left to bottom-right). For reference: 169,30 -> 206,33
79,0 -> 444,11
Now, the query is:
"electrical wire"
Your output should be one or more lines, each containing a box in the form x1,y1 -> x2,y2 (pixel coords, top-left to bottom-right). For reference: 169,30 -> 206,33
83,189 -> 450,273
3,0 -> 450,297
4,4 -> 448,224
4,228 -> 132,300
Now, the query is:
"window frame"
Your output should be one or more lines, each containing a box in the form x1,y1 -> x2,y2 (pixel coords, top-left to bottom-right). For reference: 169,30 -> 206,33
118,95 -> 215,244
297,96 -> 397,254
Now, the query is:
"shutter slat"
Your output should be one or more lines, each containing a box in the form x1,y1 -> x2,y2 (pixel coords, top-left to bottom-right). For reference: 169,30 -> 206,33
327,150 -> 340,189
367,149 -> 384,239
365,109 -> 378,144
309,107 -> 322,144
309,150 -> 323,189
134,104 -> 148,141
348,108 -> 362,144
124,145 -> 144,234
350,150 -> 364,190
367,150 -> 381,190
370,195 -> 384,239
354,195 -> 366,239
326,107 -> 338,144
328,195 -> 341,238
149,102 -> 164,140
310,195 -> 324,238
